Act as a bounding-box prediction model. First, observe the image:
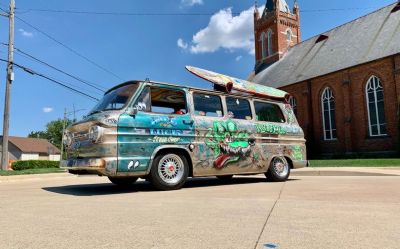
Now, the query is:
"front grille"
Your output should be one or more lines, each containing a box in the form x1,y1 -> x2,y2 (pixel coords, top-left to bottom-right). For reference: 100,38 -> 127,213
72,131 -> 89,142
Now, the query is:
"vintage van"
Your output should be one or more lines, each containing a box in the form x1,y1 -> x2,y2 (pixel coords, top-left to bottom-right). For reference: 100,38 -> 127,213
61,67 -> 307,190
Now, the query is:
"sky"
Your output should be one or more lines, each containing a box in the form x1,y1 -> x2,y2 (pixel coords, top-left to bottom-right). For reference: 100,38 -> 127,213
0,0 -> 396,136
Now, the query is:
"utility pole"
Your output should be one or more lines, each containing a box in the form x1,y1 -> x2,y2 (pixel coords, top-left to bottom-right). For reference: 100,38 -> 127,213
72,104 -> 76,122
60,108 -> 67,161
1,0 -> 15,171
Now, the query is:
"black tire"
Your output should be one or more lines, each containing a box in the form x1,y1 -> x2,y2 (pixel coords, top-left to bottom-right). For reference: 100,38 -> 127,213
265,157 -> 290,182
216,175 -> 233,181
150,153 -> 189,191
108,176 -> 138,186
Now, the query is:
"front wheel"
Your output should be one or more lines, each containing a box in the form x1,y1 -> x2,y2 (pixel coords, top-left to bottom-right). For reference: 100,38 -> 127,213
150,153 -> 189,191
108,177 -> 138,186
265,157 -> 290,182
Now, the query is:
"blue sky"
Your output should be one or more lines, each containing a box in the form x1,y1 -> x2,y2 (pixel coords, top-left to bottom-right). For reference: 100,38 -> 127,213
0,0 -> 395,136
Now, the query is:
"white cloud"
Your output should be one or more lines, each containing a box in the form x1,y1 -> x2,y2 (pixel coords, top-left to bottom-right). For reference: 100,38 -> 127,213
235,55 -> 243,61
42,107 -> 54,113
18,28 -> 33,38
177,38 -> 188,50
188,6 -> 263,55
181,0 -> 203,7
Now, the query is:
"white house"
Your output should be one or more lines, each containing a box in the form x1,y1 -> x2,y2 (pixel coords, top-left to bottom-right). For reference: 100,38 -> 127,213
0,136 -> 61,163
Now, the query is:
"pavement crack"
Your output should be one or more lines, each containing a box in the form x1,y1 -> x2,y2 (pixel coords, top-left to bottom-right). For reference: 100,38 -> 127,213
253,182 -> 286,249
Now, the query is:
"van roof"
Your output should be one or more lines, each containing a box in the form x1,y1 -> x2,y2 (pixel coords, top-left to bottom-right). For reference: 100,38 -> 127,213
106,80 -> 286,102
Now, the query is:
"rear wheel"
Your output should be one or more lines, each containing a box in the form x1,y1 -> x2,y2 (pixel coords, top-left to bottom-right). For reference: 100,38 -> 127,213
108,177 -> 138,186
265,157 -> 290,182
216,175 -> 233,181
150,153 -> 189,191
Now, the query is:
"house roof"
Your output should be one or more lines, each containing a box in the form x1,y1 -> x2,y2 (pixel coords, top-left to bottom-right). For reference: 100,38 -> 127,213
253,2 -> 400,88
1,136 -> 61,155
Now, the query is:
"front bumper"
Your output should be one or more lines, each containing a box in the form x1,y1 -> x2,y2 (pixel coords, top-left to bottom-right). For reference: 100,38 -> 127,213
60,158 -> 106,172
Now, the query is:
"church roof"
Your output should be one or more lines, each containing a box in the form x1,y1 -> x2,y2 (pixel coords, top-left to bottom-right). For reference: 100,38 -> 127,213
253,2 -> 400,88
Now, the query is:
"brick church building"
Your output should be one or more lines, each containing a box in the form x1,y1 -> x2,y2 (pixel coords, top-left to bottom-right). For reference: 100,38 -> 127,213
250,0 -> 400,157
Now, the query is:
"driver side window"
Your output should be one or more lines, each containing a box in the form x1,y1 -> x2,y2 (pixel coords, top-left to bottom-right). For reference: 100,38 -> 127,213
135,86 -> 187,114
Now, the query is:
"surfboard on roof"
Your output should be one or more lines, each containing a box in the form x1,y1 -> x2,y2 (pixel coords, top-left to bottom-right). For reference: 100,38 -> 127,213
185,65 -> 289,100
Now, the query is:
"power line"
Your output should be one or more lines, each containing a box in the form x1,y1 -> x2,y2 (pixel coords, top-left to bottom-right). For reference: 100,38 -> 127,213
0,58 -> 99,101
7,45 -> 106,93
7,47 -> 103,96
11,14 -> 124,81
14,6 -> 382,16
17,9 -> 222,16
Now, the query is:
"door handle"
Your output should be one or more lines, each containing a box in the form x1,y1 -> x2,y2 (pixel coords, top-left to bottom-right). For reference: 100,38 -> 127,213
183,120 -> 194,125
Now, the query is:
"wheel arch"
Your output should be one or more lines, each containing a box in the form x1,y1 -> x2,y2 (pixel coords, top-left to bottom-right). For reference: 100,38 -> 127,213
284,156 -> 294,169
148,145 -> 193,177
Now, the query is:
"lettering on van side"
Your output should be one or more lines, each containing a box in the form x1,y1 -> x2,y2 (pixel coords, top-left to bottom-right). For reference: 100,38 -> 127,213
256,124 -> 301,135
150,129 -> 183,136
151,136 -> 181,143
151,117 -> 178,127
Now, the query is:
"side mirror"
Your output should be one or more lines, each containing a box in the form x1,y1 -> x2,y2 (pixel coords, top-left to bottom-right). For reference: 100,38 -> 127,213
126,107 -> 138,116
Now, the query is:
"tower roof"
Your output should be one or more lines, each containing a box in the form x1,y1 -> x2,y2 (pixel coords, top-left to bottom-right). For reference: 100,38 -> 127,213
264,0 -> 291,13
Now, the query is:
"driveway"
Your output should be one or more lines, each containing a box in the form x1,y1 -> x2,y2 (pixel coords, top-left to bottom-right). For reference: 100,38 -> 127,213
0,174 -> 399,249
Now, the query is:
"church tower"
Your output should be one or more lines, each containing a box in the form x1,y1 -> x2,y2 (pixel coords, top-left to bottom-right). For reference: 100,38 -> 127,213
254,0 -> 301,71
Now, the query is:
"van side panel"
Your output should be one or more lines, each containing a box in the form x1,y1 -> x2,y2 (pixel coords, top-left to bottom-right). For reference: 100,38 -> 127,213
192,118 -> 268,176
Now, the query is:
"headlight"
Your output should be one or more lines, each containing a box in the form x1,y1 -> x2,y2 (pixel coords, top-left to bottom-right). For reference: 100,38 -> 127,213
88,126 -> 104,143
63,132 -> 73,147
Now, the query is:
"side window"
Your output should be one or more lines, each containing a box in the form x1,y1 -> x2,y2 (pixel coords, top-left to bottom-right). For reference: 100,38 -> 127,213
193,93 -> 223,117
254,101 -> 285,123
226,97 -> 252,120
135,86 -> 187,114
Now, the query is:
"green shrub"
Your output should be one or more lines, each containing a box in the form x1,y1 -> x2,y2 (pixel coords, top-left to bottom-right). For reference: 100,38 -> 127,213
12,160 -> 60,171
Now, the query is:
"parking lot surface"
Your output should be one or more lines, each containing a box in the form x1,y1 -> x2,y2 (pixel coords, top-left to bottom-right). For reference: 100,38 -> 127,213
0,174 -> 399,249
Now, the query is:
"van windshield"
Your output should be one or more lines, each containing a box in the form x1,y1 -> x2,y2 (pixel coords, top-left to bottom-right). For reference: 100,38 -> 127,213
88,83 -> 140,115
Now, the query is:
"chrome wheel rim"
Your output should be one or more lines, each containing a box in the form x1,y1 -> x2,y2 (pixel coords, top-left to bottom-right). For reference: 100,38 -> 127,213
272,157 -> 289,177
158,154 -> 184,185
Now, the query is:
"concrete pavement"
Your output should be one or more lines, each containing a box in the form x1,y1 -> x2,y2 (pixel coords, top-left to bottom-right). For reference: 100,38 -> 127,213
0,173 -> 399,249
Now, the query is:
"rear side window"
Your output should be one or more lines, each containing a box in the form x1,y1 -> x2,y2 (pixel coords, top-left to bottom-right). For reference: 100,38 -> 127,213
226,97 -> 252,120
193,93 -> 223,117
254,101 -> 285,123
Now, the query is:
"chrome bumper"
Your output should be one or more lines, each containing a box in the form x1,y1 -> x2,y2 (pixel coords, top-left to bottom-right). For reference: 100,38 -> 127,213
60,158 -> 106,171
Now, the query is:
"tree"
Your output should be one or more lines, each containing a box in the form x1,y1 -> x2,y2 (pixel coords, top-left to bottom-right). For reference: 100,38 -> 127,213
28,119 -> 73,149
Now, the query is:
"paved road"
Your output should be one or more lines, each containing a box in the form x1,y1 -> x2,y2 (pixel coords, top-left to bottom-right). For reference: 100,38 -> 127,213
0,174 -> 399,249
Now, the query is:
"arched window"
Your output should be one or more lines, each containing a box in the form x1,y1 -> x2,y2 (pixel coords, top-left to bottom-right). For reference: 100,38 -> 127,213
321,87 -> 337,140
260,32 -> 267,59
267,29 -> 273,56
286,29 -> 292,42
366,76 -> 387,136
288,96 -> 297,116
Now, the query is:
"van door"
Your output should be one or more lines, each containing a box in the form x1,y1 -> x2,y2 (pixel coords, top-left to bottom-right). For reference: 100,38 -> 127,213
192,93 -> 260,176
117,85 -> 194,174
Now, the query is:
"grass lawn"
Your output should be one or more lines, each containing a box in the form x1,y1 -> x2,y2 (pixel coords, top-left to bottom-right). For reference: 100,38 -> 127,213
0,168 -> 66,176
310,159 -> 400,167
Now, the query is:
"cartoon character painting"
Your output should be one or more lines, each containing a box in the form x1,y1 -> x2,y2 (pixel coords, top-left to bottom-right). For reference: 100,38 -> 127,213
204,120 -> 256,169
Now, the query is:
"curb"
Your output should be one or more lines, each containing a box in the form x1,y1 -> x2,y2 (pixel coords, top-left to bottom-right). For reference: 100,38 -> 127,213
292,167 -> 400,177
0,172 -> 71,183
